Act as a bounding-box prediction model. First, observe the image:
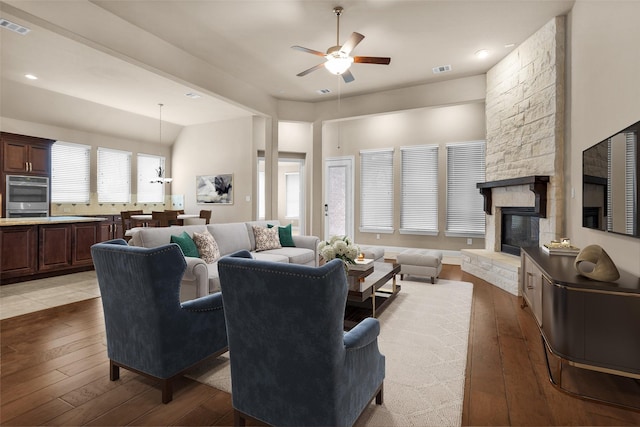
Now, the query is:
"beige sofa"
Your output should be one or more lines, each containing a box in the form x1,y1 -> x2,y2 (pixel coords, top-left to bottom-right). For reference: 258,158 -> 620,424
128,220 -> 319,301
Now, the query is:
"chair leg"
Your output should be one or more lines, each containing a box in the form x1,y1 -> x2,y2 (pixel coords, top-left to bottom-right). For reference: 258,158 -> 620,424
400,274 -> 404,280
234,409 -> 246,426
110,360 -> 120,381
376,383 -> 384,405
431,276 -> 435,284
161,379 -> 173,404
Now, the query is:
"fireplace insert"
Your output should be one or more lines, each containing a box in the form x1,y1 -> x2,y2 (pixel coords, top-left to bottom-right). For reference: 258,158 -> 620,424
501,207 -> 539,256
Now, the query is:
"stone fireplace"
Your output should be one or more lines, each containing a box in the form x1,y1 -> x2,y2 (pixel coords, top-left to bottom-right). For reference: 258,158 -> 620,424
461,16 -> 566,296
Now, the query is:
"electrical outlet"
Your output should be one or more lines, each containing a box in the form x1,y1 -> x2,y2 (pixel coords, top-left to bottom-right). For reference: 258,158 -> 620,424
376,234 -> 380,240
63,208 -> 71,213
467,238 -> 473,245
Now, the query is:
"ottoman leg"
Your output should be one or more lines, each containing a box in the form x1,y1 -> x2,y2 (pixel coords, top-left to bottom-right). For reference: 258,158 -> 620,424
431,276 -> 435,284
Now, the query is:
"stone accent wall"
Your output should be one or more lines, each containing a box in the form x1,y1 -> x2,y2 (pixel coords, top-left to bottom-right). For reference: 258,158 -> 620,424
463,16 -> 567,296
485,16 -> 566,249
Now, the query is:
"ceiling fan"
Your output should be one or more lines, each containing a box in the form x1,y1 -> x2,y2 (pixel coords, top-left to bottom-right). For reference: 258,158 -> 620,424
292,6 -> 391,83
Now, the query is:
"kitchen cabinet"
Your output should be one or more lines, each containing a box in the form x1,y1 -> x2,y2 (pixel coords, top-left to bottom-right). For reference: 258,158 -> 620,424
96,215 -> 124,242
0,217 -> 103,284
1,132 -> 53,176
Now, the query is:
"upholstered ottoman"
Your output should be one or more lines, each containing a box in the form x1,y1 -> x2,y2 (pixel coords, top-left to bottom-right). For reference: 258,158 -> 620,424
397,249 -> 443,284
358,245 -> 385,262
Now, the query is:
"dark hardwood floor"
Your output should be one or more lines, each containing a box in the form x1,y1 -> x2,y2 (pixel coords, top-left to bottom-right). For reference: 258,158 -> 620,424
1,265 -> 638,426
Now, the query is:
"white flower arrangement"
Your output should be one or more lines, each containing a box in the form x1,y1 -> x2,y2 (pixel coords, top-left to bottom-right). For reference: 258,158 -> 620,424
318,235 -> 360,265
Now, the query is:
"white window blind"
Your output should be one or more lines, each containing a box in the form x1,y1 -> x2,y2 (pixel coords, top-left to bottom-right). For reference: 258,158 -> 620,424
137,154 -> 165,203
360,148 -> 394,233
400,145 -> 438,235
625,131 -> 637,235
285,172 -> 300,218
51,141 -> 91,203
97,147 -> 131,203
446,141 -> 486,236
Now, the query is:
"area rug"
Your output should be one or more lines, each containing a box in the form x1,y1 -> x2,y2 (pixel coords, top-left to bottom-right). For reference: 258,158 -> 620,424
187,278 -> 473,427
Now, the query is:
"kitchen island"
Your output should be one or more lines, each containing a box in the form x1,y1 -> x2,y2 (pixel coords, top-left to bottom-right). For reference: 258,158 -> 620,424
1,216 -> 106,284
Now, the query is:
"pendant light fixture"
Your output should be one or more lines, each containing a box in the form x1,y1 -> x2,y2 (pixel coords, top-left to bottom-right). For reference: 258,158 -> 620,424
151,103 -> 173,184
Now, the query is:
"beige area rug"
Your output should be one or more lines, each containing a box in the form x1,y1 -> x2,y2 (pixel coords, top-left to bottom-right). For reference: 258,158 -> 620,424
187,278 -> 473,427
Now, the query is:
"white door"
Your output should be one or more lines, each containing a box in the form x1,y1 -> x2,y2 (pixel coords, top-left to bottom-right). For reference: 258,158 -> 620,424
324,157 -> 354,240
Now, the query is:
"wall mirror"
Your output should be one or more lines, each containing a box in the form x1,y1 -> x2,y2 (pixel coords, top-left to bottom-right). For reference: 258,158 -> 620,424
582,120 -> 639,237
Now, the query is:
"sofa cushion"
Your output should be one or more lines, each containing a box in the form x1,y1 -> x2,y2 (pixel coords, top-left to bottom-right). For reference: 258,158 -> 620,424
208,222 -> 252,256
251,252 -> 290,263
193,230 -> 220,263
262,247 -> 315,265
130,225 -> 207,248
268,223 -> 295,247
253,226 -> 282,251
170,231 -> 200,257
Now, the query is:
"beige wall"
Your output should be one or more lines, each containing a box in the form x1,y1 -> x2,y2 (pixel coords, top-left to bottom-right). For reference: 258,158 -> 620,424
567,1 -> 640,277
171,117 -> 255,223
322,102 -> 486,251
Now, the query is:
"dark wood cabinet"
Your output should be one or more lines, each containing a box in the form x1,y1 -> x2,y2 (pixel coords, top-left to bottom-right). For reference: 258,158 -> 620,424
0,225 -> 38,279
1,132 -> 53,176
39,225 -> 72,271
95,215 -> 123,241
1,219 -> 102,283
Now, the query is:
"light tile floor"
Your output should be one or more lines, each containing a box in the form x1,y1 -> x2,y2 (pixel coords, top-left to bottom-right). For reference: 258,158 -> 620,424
0,271 -> 100,320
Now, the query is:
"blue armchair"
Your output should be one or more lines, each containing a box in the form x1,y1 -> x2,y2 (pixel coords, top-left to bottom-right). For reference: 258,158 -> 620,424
90,239 -> 228,403
218,250 -> 385,426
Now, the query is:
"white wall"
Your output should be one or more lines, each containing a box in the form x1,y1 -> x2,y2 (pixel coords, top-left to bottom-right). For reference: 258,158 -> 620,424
567,1 -> 640,277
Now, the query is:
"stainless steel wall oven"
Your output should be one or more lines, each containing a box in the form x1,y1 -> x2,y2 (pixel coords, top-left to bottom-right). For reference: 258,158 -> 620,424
5,175 -> 49,217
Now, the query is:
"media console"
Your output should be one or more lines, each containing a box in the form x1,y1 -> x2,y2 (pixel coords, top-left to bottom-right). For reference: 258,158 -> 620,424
520,247 -> 640,407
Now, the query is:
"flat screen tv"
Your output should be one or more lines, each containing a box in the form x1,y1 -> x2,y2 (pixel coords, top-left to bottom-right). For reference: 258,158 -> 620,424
582,120 -> 639,238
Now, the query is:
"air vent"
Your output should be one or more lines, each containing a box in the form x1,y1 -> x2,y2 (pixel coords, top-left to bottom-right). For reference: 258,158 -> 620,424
0,18 -> 30,35
316,89 -> 331,95
185,92 -> 201,99
432,65 -> 452,74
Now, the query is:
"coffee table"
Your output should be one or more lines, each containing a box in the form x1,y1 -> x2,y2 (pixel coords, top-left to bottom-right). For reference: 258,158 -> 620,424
344,261 -> 401,328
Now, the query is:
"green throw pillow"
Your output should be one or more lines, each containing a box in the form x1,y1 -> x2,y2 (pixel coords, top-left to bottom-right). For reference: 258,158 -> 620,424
170,231 -> 200,257
267,223 -> 296,247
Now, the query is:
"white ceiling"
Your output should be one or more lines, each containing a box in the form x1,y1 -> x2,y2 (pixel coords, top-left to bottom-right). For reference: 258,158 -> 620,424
0,0 -> 575,144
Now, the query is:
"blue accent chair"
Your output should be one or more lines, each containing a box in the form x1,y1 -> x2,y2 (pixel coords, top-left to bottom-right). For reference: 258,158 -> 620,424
90,239 -> 228,403
218,250 -> 385,426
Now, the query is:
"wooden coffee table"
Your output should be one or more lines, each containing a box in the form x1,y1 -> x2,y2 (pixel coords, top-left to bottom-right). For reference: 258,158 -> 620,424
344,261 -> 401,328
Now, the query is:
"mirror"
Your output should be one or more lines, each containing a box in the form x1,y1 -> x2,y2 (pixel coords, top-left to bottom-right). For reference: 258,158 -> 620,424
582,120 -> 639,237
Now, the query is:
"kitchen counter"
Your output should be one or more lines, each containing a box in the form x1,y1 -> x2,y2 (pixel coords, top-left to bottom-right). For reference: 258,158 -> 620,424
0,216 -> 106,227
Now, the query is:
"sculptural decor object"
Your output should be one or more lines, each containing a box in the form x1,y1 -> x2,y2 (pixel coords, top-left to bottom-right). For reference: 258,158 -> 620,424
574,244 -> 620,282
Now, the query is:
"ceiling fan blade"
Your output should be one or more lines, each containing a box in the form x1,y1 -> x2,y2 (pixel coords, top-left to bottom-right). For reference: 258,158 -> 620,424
342,69 -> 355,83
296,62 -> 326,77
353,56 -> 391,65
291,45 -> 326,57
341,32 -> 364,55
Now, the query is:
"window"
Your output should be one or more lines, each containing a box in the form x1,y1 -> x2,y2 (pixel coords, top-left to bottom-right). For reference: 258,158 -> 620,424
137,154 -> 165,203
360,148 -> 394,233
285,172 -> 300,218
51,141 -> 90,203
400,145 -> 438,235
446,141 -> 486,236
97,147 -> 131,203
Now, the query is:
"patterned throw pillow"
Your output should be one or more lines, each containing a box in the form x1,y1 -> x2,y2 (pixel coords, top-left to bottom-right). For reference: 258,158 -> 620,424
253,225 -> 282,251
170,231 -> 200,258
192,230 -> 221,264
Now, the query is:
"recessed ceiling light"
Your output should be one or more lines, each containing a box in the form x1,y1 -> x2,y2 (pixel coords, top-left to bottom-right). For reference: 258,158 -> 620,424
24,74 -> 38,80
475,49 -> 490,59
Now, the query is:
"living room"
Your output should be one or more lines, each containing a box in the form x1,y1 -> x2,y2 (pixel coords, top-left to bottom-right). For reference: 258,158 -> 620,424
1,0 -> 639,425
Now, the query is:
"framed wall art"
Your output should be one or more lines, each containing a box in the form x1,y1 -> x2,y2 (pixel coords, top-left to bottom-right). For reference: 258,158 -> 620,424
196,173 -> 233,204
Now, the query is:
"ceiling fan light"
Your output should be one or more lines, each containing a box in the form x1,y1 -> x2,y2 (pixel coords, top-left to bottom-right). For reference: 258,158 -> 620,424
324,55 -> 354,75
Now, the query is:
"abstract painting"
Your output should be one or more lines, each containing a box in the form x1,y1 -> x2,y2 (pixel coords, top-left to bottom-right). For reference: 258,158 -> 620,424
196,174 -> 233,204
